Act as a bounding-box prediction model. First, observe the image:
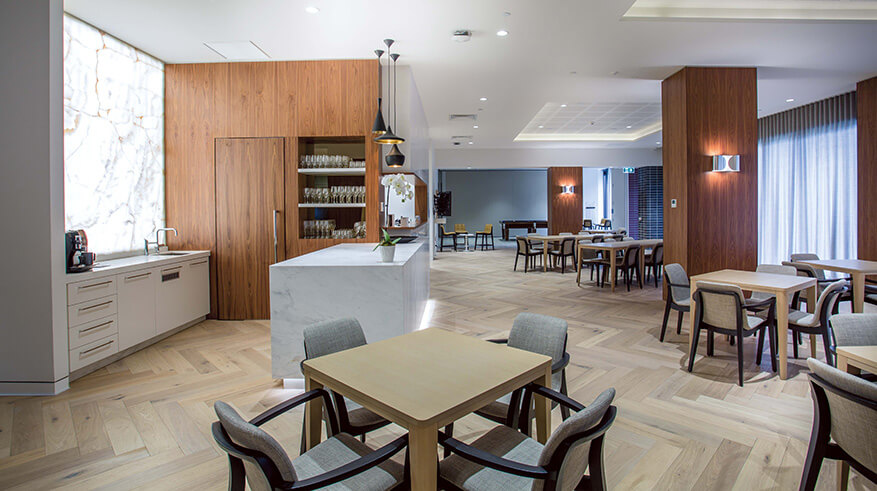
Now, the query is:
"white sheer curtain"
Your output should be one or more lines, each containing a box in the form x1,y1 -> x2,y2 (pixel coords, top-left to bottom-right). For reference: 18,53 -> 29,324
758,92 -> 857,265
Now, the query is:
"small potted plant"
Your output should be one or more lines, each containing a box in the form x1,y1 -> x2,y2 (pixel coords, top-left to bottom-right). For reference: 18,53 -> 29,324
374,228 -> 401,262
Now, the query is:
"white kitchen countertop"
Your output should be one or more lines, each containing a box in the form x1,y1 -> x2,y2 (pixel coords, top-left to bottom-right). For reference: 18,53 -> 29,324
272,241 -> 425,268
65,251 -> 210,284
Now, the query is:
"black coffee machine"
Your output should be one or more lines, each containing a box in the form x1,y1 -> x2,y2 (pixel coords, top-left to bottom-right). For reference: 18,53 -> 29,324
66,229 -> 96,273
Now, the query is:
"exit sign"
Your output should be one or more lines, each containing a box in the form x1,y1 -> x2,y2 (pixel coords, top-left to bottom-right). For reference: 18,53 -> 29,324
622,167 -> 635,174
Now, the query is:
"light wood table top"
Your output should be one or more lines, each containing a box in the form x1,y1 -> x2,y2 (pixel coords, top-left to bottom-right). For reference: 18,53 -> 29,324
689,269 -> 817,380
302,328 -> 553,491
836,346 -> 877,375
577,239 -> 663,292
798,259 -> 877,313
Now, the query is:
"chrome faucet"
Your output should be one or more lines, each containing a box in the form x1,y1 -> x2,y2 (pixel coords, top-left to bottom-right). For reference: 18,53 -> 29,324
144,227 -> 178,255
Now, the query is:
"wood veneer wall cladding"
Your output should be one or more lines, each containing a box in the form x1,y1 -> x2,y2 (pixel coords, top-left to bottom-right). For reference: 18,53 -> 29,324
547,167 -> 583,235
164,60 -> 380,318
661,67 -> 758,278
858,77 -> 877,261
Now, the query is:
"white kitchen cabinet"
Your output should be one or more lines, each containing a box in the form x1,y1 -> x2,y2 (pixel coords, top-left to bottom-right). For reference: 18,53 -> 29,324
187,258 -> 210,318
117,269 -> 157,350
156,264 -> 188,334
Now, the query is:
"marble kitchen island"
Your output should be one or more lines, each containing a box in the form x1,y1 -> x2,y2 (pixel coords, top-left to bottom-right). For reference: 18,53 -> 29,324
270,241 -> 429,380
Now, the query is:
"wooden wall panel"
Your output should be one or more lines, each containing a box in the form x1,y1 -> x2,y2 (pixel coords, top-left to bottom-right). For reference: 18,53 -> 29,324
547,167 -> 583,235
661,67 -> 758,278
858,77 -> 877,260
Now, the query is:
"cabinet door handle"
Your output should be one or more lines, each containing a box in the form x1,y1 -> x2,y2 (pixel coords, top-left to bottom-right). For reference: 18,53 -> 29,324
273,209 -> 280,264
79,280 -> 112,291
125,272 -> 151,281
80,320 -> 114,333
162,265 -> 183,273
190,260 -> 208,266
79,300 -> 113,313
80,340 -> 114,357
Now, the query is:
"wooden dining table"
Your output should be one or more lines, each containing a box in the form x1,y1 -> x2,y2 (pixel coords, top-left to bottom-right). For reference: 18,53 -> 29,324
526,234 -> 594,272
797,259 -> 877,313
576,239 -> 663,292
689,269 -> 817,380
301,328 -> 553,491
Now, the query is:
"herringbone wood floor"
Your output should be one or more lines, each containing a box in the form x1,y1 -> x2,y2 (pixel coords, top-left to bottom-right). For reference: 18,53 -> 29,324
1,247 -> 874,490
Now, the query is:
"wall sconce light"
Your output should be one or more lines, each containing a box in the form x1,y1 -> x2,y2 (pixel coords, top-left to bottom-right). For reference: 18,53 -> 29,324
712,155 -> 740,172
562,185 -> 575,194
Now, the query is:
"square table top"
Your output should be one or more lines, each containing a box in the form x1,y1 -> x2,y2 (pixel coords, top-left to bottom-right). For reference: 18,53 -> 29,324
797,259 -> 877,275
580,239 -> 663,250
836,346 -> 877,369
301,328 -> 551,427
691,269 -> 816,294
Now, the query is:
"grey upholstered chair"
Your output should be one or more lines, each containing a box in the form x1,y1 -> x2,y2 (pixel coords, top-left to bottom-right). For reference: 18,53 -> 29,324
548,238 -> 576,273
800,359 -> 877,490
830,314 -> 877,367
785,280 -> 846,365
688,281 -> 777,386
212,390 -> 407,491
644,243 -> 664,288
477,313 -> 572,426
515,237 -> 543,273
784,256 -> 852,312
660,263 -> 690,342
300,318 -> 390,454
439,387 -> 617,491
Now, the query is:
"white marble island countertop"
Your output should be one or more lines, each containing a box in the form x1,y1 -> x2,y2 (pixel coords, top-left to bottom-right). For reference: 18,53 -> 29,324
273,241 -> 425,268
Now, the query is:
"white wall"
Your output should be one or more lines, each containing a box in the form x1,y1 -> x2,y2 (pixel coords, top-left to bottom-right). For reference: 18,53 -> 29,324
609,168 -> 629,231
581,168 -> 603,222
0,0 -> 68,394
381,65 -> 430,174
435,147 -> 661,170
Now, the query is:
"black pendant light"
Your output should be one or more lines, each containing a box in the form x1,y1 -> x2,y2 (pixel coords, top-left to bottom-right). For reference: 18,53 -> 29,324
371,49 -> 387,137
375,40 -> 404,145
386,143 -> 405,167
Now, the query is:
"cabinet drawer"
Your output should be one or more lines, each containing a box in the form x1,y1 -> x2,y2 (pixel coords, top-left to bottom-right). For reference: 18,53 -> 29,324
69,334 -> 119,372
69,315 -> 118,349
68,295 -> 118,327
67,276 -> 117,305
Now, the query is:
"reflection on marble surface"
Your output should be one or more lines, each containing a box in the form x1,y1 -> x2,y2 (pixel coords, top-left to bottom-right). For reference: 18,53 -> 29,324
63,15 -> 164,255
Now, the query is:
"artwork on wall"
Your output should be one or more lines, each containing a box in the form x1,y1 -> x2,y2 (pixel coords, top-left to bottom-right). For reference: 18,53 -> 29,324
63,14 -> 164,255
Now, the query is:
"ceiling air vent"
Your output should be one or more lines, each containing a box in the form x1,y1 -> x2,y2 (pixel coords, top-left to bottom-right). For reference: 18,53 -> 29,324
452,30 -> 472,42
451,135 -> 473,146
449,114 -> 477,122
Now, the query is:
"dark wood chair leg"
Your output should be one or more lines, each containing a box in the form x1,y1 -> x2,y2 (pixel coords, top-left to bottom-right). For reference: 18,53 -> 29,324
792,331 -> 799,359
821,331 -> 833,366
768,323 -> 778,372
687,322 -> 701,372
799,387 -> 830,491
560,372 -> 571,421
228,455 -> 247,491
660,301 -> 671,342
736,329 -> 745,386
514,253 -> 519,271
707,330 -> 715,357
676,311 -> 684,334
756,328 -> 765,366
586,434 -> 608,491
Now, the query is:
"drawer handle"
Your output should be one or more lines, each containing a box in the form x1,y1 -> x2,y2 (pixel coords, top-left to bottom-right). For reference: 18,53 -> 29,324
80,320 -> 114,334
162,266 -> 183,273
78,280 -> 112,291
80,340 -> 114,357
190,260 -> 208,266
79,300 -> 113,313
125,272 -> 152,281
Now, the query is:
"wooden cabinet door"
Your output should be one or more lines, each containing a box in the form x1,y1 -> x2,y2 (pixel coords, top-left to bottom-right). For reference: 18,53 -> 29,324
215,138 -> 285,319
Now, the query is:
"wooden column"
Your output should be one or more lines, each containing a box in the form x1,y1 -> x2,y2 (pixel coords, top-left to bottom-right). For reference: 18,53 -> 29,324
547,167 -> 583,235
661,67 -> 758,277
858,77 -> 877,260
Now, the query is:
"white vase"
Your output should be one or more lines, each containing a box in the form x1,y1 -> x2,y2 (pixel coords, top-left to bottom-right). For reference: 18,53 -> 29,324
379,245 -> 396,263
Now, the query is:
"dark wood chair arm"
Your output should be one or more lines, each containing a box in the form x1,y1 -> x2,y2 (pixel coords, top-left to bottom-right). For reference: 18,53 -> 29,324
551,352 -> 570,374
437,433 -> 551,480
284,435 -> 409,491
486,338 -> 509,344
521,384 -> 586,413
250,389 -> 336,430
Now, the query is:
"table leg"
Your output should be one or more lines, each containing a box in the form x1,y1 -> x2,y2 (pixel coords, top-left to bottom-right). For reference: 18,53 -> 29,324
689,280 -> 697,355
304,375 -> 323,451
409,423 -> 438,491
576,246 -> 583,285
608,252 -> 616,292
836,354 -> 862,376
837,461 -> 850,491
534,366 -> 552,444
852,272 -> 865,313
542,240 -> 549,272
638,247 -> 645,284
777,291 -> 790,380
806,285 -> 817,357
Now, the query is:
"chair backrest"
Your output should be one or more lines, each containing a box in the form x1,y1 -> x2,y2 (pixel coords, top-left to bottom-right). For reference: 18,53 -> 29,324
516,236 -> 531,254
538,388 -> 616,491
830,313 -> 877,347
510,313 -> 568,391
807,358 -> 877,473
617,228 -> 626,236
303,318 -> 367,360
214,401 -> 297,489
623,245 -> 641,266
440,224 -> 449,235
663,263 -> 690,304
454,223 -> 467,233
695,281 -> 745,331
591,235 -> 604,243
783,260 -> 825,282
789,254 -> 826,279
813,280 -> 846,326
751,264 -> 797,301
791,252 -> 820,262
652,243 -> 664,265
583,219 -> 593,228
484,224 -> 493,234
561,238 -> 575,254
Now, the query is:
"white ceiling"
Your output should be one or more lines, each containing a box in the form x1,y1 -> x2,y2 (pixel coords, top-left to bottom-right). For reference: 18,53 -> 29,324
516,102 -> 663,142
64,0 -> 877,150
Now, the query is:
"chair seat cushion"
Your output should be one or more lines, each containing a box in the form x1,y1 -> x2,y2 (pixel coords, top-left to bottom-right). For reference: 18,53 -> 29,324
788,309 -> 817,327
440,425 -> 543,491
292,433 -> 403,490
744,315 -> 766,330
675,297 -> 691,307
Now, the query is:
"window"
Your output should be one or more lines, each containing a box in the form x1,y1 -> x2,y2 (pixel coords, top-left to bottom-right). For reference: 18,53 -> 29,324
63,14 -> 164,256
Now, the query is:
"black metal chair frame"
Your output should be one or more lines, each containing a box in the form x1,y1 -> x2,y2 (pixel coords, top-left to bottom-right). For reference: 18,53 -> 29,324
438,225 -> 457,252
514,237 -> 542,273
660,270 -> 690,342
687,287 -> 778,386
799,372 -> 877,490
212,388 -> 409,491
438,384 -> 617,491
548,238 -> 577,274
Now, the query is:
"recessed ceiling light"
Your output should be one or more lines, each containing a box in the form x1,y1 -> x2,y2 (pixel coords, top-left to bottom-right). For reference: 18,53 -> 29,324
473,125 -> 479,129
496,30 -> 509,37
626,125 -> 632,129
538,125 -> 544,129
305,6 -> 319,14
467,166 -> 472,169
480,97 -> 487,101
468,141 -> 474,145
786,98 -> 795,102
560,104 -> 567,108
656,141 -> 661,145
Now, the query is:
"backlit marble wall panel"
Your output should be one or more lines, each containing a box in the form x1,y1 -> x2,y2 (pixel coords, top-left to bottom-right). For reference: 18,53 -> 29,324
63,15 -> 164,255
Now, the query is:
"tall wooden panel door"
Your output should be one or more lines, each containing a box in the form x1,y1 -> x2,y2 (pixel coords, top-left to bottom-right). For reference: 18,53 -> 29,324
215,138 -> 285,319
